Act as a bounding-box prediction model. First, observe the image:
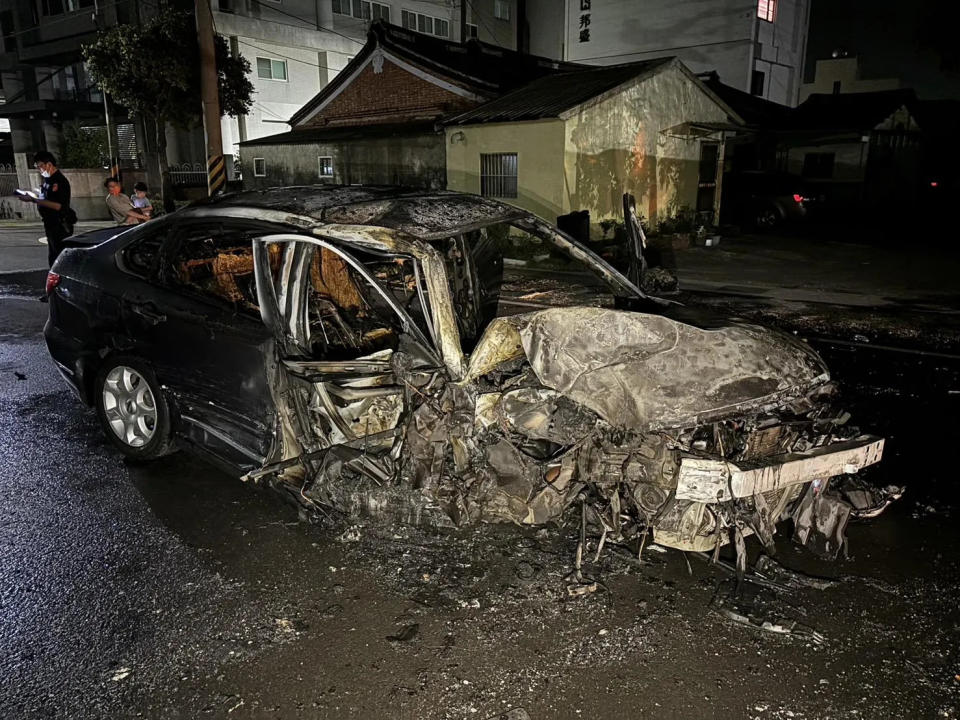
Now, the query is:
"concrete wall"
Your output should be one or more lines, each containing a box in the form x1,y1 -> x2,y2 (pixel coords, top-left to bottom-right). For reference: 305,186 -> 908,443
445,119 -> 566,224
782,142 -> 868,181
241,132 -> 446,190
754,0 -> 810,105
66,168 -> 149,221
798,58 -> 900,104
13,156 -> 148,221
563,64 -> 729,228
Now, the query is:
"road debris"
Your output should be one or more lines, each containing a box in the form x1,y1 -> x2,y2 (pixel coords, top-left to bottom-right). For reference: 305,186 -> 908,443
387,623 -> 420,642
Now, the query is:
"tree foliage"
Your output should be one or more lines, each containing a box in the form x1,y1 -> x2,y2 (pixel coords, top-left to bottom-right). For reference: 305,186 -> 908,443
82,8 -> 254,129
59,123 -> 107,168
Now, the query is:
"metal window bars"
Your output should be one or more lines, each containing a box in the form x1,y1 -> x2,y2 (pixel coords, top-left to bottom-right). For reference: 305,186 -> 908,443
480,153 -> 518,199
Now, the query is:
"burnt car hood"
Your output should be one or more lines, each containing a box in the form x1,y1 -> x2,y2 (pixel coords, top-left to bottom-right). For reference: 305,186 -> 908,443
466,307 -> 829,431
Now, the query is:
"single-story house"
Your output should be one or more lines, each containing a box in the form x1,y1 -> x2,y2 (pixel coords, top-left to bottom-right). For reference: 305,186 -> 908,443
442,59 -> 744,230
773,89 -> 922,212
240,21 -> 580,190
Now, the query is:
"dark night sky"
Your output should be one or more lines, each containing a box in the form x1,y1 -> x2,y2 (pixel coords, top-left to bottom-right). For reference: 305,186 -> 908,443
805,0 -> 960,100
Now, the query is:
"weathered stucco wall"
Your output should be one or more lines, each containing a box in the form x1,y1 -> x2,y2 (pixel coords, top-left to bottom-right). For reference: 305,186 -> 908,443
444,66 -> 731,230
445,120 -> 567,224
241,133 -> 447,190
563,65 -> 729,227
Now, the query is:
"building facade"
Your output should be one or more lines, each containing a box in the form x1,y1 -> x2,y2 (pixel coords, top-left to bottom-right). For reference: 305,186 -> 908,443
0,0 -> 517,217
524,0 -> 811,106
241,21 -> 575,191
798,57 -> 899,104
444,59 -> 742,229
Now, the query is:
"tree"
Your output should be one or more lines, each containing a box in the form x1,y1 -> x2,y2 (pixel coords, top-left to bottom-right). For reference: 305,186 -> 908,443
59,124 -> 108,169
82,7 -> 253,205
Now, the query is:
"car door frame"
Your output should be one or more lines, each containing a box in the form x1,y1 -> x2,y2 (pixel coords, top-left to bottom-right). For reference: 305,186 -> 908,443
143,217 -> 292,472
249,231 -> 447,480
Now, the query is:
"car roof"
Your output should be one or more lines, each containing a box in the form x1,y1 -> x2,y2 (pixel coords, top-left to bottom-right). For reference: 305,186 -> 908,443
181,185 -> 528,240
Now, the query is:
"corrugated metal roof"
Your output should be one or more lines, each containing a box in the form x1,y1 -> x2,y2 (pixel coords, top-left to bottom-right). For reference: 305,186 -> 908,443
442,58 -> 675,125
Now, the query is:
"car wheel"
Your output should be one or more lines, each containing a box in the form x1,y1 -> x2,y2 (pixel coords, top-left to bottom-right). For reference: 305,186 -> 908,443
754,206 -> 780,231
95,356 -> 176,460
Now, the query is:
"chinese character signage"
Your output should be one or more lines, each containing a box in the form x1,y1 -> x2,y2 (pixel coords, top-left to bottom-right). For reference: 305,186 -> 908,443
579,0 -> 591,42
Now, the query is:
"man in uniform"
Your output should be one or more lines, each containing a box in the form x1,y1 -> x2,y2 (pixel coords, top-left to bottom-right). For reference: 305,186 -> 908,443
17,151 -> 73,268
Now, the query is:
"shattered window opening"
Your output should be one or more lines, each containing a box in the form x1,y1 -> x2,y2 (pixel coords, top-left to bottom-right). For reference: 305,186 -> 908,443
434,221 -> 617,355
166,225 -> 264,317
119,226 -> 166,278
302,246 -> 426,361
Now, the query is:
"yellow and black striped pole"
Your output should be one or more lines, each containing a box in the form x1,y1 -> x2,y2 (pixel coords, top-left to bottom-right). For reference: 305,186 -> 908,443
196,0 -> 224,196
207,153 -> 226,195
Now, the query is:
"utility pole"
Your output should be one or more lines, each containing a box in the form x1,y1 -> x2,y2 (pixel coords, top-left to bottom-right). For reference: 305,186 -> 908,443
196,0 -> 225,195
460,0 -> 467,42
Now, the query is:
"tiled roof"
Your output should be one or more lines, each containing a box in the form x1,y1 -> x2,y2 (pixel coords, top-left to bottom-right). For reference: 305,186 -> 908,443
442,58 -> 676,125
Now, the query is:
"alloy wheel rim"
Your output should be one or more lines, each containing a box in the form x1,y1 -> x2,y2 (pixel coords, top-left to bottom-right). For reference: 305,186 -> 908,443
102,366 -> 157,447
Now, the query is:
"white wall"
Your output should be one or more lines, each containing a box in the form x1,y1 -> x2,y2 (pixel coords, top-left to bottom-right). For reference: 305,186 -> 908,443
525,0 -> 810,105
213,9 -> 361,159
798,57 -> 900,103
754,0 -> 810,105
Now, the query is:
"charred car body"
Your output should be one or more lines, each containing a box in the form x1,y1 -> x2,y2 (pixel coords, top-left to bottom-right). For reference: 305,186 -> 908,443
45,187 -> 886,563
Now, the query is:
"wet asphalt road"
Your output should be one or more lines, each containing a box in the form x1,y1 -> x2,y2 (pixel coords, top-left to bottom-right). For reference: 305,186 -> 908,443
0,270 -> 958,720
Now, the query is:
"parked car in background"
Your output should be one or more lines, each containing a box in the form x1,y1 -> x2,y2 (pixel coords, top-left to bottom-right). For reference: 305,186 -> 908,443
721,171 -> 822,231
44,186 -> 885,565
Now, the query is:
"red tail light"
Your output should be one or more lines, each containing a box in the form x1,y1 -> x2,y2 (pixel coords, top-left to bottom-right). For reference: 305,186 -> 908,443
792,194 -> 804,203
45,271 -> 60,295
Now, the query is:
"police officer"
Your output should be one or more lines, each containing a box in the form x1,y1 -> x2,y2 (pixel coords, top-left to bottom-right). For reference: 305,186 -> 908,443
17,151 -> 73,268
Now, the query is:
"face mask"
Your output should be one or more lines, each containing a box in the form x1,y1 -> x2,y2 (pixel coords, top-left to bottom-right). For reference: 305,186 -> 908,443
39,170 -> 50,178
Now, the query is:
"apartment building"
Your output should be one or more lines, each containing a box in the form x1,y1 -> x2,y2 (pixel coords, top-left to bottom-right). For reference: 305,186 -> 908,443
524,0 -> 811,106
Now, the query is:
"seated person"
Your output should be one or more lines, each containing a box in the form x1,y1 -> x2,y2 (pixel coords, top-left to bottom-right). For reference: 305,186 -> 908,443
104,177 -> 149,225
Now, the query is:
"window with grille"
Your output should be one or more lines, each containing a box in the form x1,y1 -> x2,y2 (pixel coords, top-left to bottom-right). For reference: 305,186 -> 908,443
253,158 -> 266,177
480,153 -> 518,199
256,57 -> 287,81
466,23 -> 478,39
318,156 -> 334,178
757,0 -> 776,22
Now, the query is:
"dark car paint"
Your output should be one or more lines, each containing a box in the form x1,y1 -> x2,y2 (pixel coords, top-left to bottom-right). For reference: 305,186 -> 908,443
45,216 -> 293,472
63,224 -> 133,248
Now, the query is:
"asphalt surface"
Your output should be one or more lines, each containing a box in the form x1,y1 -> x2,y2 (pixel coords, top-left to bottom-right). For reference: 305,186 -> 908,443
0,252 -> 958,719
0,223 -> 114,274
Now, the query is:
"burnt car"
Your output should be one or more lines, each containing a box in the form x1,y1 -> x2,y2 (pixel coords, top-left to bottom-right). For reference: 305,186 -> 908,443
44,187 -> 884,562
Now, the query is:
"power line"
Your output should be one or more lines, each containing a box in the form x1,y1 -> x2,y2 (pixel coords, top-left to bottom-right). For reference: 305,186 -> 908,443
244,0 -> 364,47
237,38 -> 348,74
462,0 -> 498,42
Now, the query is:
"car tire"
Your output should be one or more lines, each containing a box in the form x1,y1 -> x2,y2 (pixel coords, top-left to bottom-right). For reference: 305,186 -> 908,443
95,355 -> 176,461
754,206 -> 780,231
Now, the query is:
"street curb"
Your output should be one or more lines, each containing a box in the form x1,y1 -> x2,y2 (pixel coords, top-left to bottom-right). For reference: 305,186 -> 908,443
0,267 -> 47,275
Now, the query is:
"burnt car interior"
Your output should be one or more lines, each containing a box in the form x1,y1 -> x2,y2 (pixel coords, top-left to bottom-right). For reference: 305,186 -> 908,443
305,247 -> 406,360
435,222 -> 620,354
166,225 -> 263,315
